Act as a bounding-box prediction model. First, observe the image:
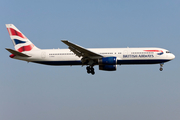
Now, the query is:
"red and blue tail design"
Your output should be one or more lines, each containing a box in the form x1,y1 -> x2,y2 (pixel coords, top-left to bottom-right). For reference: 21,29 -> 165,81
6,24 -> 40,52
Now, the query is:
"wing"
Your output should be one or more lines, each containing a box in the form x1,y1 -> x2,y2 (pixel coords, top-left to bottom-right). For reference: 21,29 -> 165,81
61,40 -> 103,59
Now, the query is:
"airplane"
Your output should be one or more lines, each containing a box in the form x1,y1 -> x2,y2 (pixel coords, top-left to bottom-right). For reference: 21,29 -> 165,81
5,24 -> 175,75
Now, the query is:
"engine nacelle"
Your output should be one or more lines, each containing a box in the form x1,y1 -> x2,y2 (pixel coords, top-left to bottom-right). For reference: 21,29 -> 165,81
98,57 -> 117,65
99,65 -> 117,71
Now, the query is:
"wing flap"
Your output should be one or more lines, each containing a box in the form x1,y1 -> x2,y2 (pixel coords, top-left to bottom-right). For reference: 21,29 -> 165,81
5,48 -> 31,57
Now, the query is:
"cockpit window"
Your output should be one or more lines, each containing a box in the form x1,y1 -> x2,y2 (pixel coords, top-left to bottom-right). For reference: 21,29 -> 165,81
166,51 -> 171,53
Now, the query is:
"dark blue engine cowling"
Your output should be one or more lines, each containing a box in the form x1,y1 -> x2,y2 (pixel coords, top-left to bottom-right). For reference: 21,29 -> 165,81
98,57 -> 117,71
98,57 -> 117,65
99,65 -> 117,71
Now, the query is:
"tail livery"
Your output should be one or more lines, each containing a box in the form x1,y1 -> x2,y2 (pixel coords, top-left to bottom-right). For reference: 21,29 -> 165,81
6,24 -> 39,52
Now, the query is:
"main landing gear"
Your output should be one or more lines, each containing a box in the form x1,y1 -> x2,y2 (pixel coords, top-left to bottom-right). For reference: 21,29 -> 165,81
86,66 -> 95,75
159,63 -> 164,71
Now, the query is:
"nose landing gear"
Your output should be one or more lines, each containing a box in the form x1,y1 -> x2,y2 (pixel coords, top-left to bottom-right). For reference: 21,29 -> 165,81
86,66 -> 95,75
159,63 -> 164,71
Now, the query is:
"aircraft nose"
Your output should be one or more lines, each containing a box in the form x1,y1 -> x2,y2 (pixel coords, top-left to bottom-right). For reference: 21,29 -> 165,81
172,54 -> 175,59
170,53 -> 175,60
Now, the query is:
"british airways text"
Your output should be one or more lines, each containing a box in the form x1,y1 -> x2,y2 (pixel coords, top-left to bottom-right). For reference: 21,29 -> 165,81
123,55 -> 154,58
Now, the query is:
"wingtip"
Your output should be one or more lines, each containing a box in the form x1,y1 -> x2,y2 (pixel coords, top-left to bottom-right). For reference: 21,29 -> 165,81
61,40 -> 68,42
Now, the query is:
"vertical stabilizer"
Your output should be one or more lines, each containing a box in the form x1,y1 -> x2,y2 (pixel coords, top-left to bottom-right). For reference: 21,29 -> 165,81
6,24 -> 40,52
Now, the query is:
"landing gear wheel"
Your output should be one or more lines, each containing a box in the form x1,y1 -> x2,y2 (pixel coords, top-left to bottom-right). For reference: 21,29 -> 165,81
91,67 -> 95,75
159,63 -> 164,71
160,68 -> 163,71
91,71 -> 95,75
87,70 -> 91,74
86,66 -> 91,74
86,66 -> 90,70
86,66 -> 95,75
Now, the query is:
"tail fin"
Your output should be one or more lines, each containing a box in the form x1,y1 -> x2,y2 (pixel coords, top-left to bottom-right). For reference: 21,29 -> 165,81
6,24 -> 40,52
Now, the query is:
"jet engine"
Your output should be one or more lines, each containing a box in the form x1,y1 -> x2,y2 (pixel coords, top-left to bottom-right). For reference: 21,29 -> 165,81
98,57 -> 117,65
98,57 -> 117,71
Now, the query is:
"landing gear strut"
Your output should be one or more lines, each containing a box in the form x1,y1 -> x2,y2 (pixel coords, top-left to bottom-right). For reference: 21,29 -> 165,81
159,63 -> 164,71
86,66 -> 95,75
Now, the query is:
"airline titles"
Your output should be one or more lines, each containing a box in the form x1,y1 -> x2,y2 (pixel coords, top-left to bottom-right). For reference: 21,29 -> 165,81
123,55 -> 154,58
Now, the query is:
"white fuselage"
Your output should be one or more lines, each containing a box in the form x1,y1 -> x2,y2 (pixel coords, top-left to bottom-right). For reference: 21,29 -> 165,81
13,47 -> 175,66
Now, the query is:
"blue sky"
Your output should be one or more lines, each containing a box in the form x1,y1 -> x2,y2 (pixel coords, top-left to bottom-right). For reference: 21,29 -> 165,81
0,0 -> 180,120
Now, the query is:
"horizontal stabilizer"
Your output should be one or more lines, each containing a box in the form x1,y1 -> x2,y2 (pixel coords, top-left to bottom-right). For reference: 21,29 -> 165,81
5,48 -> 31,57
